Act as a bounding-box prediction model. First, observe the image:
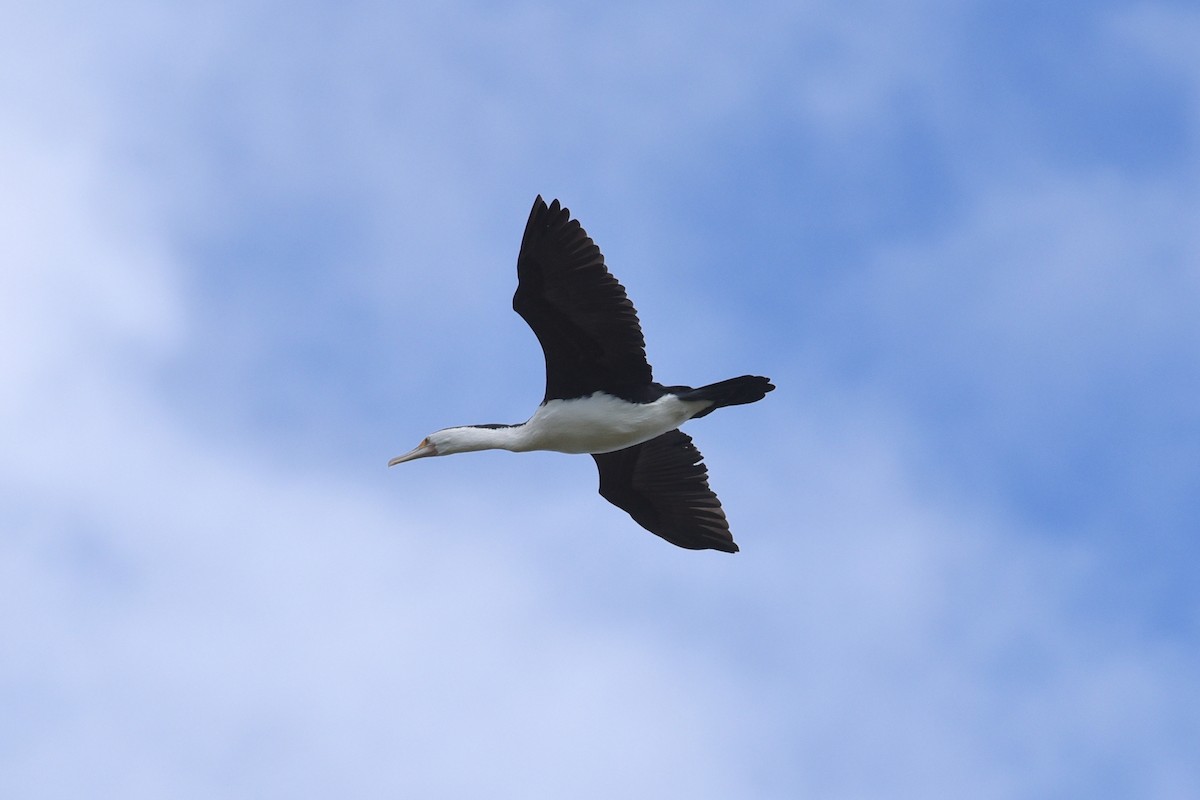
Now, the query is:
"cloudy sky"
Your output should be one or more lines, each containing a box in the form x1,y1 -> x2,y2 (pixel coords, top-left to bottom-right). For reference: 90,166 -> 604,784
3,1 -> 1198,797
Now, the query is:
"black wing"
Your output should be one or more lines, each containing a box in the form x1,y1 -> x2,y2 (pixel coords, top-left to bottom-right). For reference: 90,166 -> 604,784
592,429 -> 738,553
513,196 -> 653,403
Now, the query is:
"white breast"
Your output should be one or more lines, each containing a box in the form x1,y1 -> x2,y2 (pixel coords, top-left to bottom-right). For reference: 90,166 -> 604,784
516,393 -> 709,454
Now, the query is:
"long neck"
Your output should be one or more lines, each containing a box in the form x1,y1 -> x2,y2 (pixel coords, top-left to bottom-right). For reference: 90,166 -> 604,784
442,424 -> 529,454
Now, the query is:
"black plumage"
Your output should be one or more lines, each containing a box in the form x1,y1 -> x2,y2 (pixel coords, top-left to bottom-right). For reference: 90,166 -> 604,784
593,429 -> 737,553
513,196 -> 772,552
514,197 -> 654,403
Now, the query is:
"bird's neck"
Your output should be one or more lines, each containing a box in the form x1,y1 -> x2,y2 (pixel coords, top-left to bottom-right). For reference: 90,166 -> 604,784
440,424 -> 529,454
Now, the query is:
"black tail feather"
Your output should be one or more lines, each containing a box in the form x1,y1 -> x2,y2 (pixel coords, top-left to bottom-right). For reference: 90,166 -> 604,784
676,375 -> 775,418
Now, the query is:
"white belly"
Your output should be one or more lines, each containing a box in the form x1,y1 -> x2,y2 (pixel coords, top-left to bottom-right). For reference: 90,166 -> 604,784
517,393 -> 708,454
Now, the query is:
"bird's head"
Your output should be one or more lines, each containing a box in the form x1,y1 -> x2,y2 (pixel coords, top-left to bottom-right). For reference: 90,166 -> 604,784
388,433 -> 442,465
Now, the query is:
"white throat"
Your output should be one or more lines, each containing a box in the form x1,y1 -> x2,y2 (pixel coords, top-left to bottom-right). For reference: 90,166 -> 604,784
432,424 -> 528,455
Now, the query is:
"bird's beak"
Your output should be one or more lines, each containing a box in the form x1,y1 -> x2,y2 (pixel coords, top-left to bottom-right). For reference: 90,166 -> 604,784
388,438 -> 439,466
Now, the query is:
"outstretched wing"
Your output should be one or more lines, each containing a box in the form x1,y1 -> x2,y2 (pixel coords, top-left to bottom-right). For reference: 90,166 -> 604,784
513,196 -> 653,402
592,429 -> 738,553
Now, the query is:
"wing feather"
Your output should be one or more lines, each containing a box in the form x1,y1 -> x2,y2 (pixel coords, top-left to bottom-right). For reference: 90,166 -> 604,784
513,197 -> 653,402
592,429 -> 738,553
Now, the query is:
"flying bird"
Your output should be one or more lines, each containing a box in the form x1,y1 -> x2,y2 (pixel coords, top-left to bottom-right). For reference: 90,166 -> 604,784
390,196 -> 774,552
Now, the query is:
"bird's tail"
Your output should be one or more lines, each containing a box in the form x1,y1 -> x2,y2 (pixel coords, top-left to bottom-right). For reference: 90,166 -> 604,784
676,375 -> 775,418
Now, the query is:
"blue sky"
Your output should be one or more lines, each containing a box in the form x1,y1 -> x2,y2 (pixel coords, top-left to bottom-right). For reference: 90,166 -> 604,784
3,1 -> 1198,797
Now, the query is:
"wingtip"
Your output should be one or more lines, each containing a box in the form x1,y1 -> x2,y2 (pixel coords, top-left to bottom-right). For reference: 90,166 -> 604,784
710,536 -> 740,554
529,195 -> 567,227
526,195 -> 548,230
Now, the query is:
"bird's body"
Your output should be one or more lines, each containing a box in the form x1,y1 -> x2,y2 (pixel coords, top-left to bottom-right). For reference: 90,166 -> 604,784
391,196 -> 774,552
521,393 -> 709,454
404,393 -> 713,456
